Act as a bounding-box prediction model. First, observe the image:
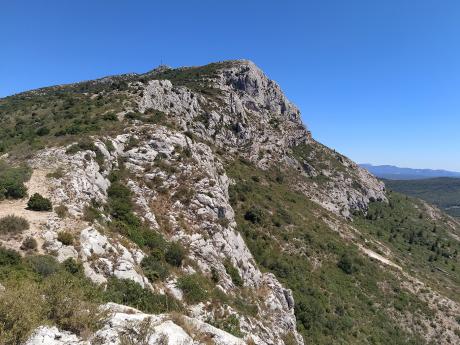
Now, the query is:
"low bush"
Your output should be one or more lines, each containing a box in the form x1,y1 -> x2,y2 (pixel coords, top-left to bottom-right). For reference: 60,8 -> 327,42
62,258 -> 84,275
57,231 -> 74,246
211,314 -> 243,337
26,255 -> 60,277
224,259 -> 243,287
27,193 -> 52,211
0,162 -> 30,200
211,266 -> 220,283
141,255 -> 169,282
165,242 -> 186,267
0,280 -> 47,345
65,139 -> 98,155
177,273 -> 208,304
55,204 -> 69,218
104,278 -> 180,314
337,254 -> 358,275
0,257 -> 103,344
36,126 -> 50,136
20,237 -> 37,251
106,175 -> 170,255
39,272 -> 106,336
244,206 -> 264,224
0,215 -> 30,234
83,205 -> 102,223
0,247 -> 21,266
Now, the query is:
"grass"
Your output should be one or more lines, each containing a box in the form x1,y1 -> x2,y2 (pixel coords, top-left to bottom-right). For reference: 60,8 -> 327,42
0,84 -> 128,158
0,161 -> 31,199
20,237 -> 37,251
152,62 -> 234,97
354,192 -> 460,301
0,248 -> 184,344
177,273 -> 209,304
224,259 -> 243,287
0,253 -> 105,345
226,158 -> 431,345
0,215 -> 29,235
57,231 -> 74,246
104,277 -> 181,314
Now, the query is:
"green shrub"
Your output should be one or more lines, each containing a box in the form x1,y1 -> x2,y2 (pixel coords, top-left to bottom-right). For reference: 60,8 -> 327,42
0,162 -> 30,200
27,193 -> 52,211
211,266 -> 220,283
20,237 -> 37,251
104,278 -> 180,314
165,242 -> 186,267
107,176 -> 170,255
177,273 -> 208,304
0,247 -> 21,266
41,272 -> 106,336
57,231 -> 74,246
224,259 -> 243,287
211,314 -> 243,337
36,126 -> 50,136
337,254 -> 358,275
141,255 -> 169,282
83,205 -> 102,222
0,181 -> 27,199
0,257 -> 105,344
26,255 -> 60,277
0,215 -> 30,234
144,108 -> 167,125
102,112 -> 117,121
0,280 -> 47,345
107,182 -> 137,223
62,258 -> 84,275
244,206 -> 264,224
104,140 -> 115,152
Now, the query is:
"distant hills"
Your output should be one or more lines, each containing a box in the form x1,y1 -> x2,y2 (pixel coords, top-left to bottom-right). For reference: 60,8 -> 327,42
360,164 -> 460,180
384,177 -> 460,217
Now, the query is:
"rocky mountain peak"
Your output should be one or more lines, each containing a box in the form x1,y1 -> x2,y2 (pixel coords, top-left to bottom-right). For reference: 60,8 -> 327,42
1,60 -> 457,345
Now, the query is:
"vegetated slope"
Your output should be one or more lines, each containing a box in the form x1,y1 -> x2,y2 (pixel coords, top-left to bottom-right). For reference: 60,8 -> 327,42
0,60 -> 458,345
385,177 -> 460,217
360,164 -> 460,180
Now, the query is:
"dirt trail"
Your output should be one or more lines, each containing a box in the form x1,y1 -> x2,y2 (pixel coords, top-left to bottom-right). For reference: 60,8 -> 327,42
0,169 -> 53,252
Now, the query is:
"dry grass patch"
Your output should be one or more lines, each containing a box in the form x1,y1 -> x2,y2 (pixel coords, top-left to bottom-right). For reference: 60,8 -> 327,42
0,215 -> 30,235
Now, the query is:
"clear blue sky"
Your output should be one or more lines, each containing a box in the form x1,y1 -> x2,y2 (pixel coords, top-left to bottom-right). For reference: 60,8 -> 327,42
2,1 -> 460,170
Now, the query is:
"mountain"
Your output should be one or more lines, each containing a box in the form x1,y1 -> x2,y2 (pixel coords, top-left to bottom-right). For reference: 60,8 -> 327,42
360,163 -> 460,180
385,177 -> 460,217
0,60 -> 459,345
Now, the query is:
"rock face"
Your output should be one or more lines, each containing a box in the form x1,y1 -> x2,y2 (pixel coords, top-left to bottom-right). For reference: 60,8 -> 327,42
28,124 -> 301,344
26,303 -> 246,345
137,60 -> 385,217
6,60 -> 390,345
139,61 -> 311,167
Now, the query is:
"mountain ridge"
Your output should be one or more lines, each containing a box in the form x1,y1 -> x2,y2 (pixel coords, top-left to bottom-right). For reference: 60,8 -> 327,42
361,163 -> 460,180
0,60 -> 459,345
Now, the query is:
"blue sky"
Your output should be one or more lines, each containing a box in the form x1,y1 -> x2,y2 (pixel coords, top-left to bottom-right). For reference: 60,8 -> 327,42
1,1 -> 460,170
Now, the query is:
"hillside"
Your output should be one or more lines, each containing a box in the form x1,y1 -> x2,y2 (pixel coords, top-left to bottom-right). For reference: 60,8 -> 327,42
385,177 -> 460,217
360,164 -> 460,180
0,60 -> 459,345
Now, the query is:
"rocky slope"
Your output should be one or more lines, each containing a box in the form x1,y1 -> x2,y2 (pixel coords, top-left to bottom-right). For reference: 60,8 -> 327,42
0,60 -> 458,345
